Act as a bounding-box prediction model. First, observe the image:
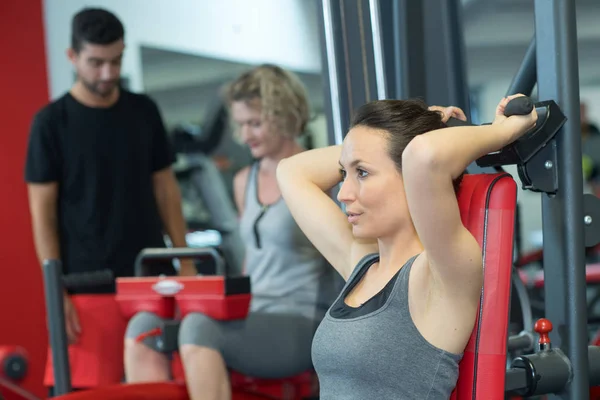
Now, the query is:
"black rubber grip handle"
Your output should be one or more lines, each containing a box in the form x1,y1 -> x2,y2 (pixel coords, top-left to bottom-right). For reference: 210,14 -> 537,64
61,269 -> 114,291
504,96 -> 534,117
134,247 -> 226,276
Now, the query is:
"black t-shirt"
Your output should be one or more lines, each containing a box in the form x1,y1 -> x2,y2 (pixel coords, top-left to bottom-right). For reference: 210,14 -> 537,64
24,90 -> 176,278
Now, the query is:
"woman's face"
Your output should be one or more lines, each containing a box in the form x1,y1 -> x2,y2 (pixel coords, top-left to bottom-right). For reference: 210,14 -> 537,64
338,126 -> 409,239
231,99 -> 286,159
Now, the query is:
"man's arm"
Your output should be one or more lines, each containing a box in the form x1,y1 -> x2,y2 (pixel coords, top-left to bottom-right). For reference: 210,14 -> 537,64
152,167 -> 195,276
27,182 -> 81,342
27,182 -> 60,264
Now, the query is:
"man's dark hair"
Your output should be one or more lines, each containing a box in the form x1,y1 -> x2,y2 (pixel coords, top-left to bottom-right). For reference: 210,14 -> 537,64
71,8 -> 125,53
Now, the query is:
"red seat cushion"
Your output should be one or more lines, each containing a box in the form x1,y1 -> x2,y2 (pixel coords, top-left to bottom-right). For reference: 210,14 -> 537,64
229,370 -> 316,400
51,382 -> 189,400
44,295 -> 127,389
521,263 -> 600,288
450,173 -> 517,400
170,355 -> 316,399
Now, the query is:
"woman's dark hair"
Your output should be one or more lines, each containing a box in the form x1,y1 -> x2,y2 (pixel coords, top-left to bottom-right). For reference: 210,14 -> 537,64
350,99 -> 464,192
71,8 -> 125,53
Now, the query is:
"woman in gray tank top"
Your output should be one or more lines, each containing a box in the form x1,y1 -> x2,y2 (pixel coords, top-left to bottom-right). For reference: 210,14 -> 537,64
277,95 -> 537,399
123,65 -> 337,400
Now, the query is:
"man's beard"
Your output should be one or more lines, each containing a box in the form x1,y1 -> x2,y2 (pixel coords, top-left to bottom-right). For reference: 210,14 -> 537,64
81,78 -> 118,98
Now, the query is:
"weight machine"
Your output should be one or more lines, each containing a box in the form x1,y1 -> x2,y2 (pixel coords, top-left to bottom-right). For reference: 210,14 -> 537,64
319,0 -> 600,398
34,1 -> 600,399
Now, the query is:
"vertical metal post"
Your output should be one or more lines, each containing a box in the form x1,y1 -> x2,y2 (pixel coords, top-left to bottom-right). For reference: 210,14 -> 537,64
320,0 -> 345,145
318,0 -> 380,143
422,0 -> 471,116
535,0 -> 587,399
391,0 -> 426,100
369,0 -> 387,100
506,37 -> 537,97
43,260 -> 72,396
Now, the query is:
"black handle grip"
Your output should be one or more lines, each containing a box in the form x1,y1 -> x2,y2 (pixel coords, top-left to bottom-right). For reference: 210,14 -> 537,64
42,259 -> 72,395
61,269 -> 115,292
134,247 -> 226,277
504,96 -> 534,117
445,96 -> 534,128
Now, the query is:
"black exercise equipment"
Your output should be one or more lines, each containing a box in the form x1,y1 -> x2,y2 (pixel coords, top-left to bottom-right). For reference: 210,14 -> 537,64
319,0 -> 600,398
134,247 -> 226,277
171,102 -> 228,156
447,97 -> 568,194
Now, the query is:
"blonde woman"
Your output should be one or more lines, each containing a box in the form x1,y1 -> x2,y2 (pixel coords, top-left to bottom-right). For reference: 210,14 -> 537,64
124,64 -> 336,400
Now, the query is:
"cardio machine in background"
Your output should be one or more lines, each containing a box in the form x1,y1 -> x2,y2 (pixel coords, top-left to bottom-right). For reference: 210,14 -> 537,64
170,101 -> 246,277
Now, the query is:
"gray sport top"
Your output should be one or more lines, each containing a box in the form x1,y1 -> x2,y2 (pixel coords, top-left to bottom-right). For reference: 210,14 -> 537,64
312,253 -> 463,399
239,162 -> 336,321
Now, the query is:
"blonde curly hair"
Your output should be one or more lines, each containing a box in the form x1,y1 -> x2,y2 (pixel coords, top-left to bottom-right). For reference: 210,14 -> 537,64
224,64 -> 310,139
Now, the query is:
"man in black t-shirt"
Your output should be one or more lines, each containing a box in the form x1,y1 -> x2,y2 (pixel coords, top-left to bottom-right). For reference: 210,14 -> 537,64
24,8 -> 196,344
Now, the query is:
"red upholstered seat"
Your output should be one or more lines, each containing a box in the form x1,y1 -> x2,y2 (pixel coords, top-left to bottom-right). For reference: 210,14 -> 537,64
450,173 -> 518,400
50,382 -> 189,400
519,263 -> 600,288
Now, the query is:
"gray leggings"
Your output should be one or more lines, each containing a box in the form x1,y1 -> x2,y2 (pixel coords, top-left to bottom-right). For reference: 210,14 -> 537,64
125,311 -> 318,379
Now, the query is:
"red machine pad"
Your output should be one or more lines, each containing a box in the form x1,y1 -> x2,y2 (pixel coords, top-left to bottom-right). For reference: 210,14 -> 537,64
520,263 -> 600,288
174,277 -> 251,319
52,382 -> 189,400
229,370 -> 316,399
450,173 -> 518,400
115,276 -> 251,321
116,277 -> 178,319
44,295 -> 127,389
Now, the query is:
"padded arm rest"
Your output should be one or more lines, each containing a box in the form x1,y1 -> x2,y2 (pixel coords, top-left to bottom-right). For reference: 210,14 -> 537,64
451,173 -> 518,400
115,276 -> 252,321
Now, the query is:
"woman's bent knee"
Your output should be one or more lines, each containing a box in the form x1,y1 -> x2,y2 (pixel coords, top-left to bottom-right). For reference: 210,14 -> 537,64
178,313 -> 224,352
125,311 -> 164,352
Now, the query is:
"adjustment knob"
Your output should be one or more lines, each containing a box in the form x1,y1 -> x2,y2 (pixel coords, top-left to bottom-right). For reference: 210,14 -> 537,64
534,318 -> 553,350
0,346 -> 28,381
2,353 -> 28,380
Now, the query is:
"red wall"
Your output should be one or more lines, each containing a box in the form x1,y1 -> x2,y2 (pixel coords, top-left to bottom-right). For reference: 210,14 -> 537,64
0,0 -> 50,398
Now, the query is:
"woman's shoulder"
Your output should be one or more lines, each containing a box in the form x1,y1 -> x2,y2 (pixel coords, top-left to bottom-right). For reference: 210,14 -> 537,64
233,164 -> 256,214
347,253 -> 380,279
234,163 -> 254,184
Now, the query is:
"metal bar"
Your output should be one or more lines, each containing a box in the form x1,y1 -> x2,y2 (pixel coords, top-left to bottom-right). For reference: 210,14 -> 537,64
391,0 -> 426,100
135,247 -> 225,277
369,0 -> 387,100
589,346 -> 600,387
43,260 -> 72,396
534,0 -> 587,399
505,367 -> 529,393
321,0 -> 344,145
506,37 -> 537,97
318,0 -> 379,142
512,267 -> 534,332
376,0 -> 397,99
423,0 -> 471,116
508,331 -> 535,353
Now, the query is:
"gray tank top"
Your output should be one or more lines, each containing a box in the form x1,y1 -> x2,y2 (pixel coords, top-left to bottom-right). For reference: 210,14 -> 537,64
312,253 -> 462,399
239,162 -> 336,320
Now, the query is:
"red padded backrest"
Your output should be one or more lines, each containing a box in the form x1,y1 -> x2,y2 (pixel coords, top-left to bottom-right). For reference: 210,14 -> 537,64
450,173 -> 517,400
